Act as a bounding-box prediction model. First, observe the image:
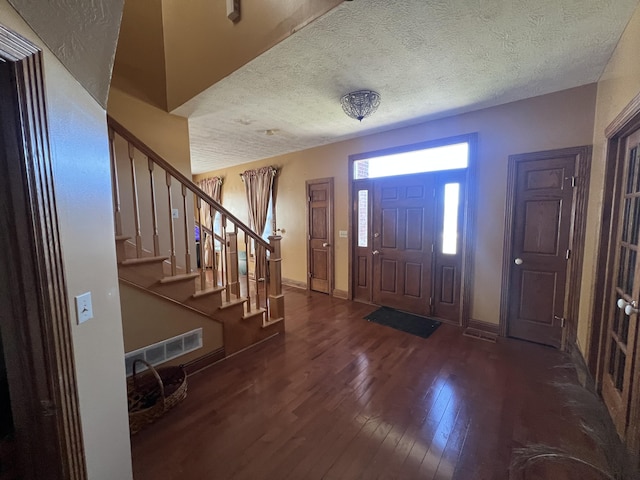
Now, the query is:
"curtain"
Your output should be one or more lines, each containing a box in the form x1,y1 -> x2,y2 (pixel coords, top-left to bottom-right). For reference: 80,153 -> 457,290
197,177 -> 222,268
240,166 -> 277,279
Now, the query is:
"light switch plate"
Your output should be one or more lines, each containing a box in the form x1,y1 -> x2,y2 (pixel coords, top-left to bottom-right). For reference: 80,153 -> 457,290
339,230 -> 348,238
75,292 -> 93,324
172,208 -> 179,219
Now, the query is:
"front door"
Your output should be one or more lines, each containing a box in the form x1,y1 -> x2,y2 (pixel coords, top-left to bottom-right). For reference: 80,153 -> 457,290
507,154 -> 576,348
602,129 -> 640,438
371,174 -> 435,315
307,178 -> 333,294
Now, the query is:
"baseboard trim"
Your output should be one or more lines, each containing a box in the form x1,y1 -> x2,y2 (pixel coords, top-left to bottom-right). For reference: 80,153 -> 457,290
183,347 -> 225,375
332,289 -> 348,299
467,319 -> 500,335
282,277 -> 307,290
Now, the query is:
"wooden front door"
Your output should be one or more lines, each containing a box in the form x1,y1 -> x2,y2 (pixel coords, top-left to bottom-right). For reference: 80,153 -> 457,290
307,178 -> 333,294
602,129 -> 640,438
372,174 -> 435,315
507,155 -> 576,348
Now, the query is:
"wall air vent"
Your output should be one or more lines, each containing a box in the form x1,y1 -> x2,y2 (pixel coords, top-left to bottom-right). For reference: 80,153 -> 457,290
124,328 -> 203,376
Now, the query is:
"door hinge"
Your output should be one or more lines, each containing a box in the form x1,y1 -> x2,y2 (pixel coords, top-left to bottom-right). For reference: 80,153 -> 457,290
566,249 -> 571,260
429,297 -> 433,306
308,272 -> 313,278
571,176 -> 577,187
431,243 -> 434,253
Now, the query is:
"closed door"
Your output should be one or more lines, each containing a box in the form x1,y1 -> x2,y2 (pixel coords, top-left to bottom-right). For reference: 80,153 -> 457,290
602,129 -> 640,438
372,174 -> 435,315
507,155 -> 576,348
307,178 -> 333,294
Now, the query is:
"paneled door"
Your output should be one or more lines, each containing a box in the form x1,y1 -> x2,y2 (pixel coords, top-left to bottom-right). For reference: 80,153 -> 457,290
507,155 -> 576,348
603,129 -> 640,438
371,174 -> 435,315
307,178 -> 334,294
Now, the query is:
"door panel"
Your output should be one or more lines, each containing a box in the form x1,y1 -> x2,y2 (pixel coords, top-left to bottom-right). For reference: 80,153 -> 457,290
508,156 -> 575,348
603,129 -> 640,438
307,179 -> 333,294
372,174 -> 434,315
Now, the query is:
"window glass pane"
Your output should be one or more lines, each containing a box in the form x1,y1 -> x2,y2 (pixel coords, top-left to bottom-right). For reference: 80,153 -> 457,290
442,183 -> 460,255
353,142 -> 468,179
358,190 -> 368,247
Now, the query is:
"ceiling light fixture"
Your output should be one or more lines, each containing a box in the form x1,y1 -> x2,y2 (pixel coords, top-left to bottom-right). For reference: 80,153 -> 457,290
340,90 -> 381,121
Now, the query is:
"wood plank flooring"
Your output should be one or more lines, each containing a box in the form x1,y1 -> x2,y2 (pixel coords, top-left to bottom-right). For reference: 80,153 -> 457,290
131,287 -> 613,479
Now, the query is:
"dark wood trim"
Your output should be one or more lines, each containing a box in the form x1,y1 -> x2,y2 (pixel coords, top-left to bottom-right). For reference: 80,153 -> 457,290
0,25 -> 86,479
605,89 -> 640,139
467,319 -> 500,335
182,347 -> 225,375
499,145 -> 592,348
332,289 -> 348,299
305,178 -> 334,295
281,277 -> 308,291
348,133 -> 478,327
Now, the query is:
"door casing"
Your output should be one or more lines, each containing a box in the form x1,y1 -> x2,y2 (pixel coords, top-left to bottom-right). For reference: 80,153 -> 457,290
499,146 -> 592,350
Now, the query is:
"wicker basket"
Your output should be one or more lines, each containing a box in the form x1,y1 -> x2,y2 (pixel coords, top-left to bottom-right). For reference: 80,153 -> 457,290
127,359 -> 187,435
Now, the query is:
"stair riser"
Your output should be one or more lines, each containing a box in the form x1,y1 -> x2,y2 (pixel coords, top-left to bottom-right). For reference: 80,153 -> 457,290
222,314 -> 283,355
212,303 -> 247,324
151,280 -> 197,303
185,294 -> 223,316
118,262 -> 165,287
115,241 -> 128,263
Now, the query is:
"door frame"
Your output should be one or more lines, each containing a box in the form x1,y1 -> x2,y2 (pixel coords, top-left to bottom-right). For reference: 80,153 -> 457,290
0,25 -> 86,479
590,91 -> 640,451
499,146 -> 592,349
306,177 -> 334,295
347,133 -> 478,327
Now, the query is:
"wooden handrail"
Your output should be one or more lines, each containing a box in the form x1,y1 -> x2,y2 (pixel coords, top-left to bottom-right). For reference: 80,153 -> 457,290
107,116 -> 272,252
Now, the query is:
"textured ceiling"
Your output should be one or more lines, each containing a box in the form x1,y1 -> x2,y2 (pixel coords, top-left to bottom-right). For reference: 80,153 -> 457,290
174,0 -> 640,174
8,0 -> 123,108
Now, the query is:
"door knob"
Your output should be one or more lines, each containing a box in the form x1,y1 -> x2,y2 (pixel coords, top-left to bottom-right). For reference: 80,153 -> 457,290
617,298 -> 628,310
514,258 -> 523,265
322,242 -> 330,247
372,250 -> 380,255
374,233 -> 380,238
625,300 -> 639,316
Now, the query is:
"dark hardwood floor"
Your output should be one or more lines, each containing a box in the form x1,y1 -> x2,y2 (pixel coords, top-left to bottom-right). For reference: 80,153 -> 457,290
131,287 -> 616,479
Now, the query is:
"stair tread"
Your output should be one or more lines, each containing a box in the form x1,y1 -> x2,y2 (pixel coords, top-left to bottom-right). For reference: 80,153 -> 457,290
120,256 -> 169,266
263,317 -> 284,327
115,235 -> 131,242
191,286 -> 226,299
159,272 -> 200,284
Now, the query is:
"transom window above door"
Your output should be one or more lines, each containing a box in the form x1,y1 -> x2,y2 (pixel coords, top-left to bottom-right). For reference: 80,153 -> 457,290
353,142 -> 469,179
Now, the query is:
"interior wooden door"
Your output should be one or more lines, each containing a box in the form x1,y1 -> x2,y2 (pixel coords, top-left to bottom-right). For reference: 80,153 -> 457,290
507,155 -> 576,348
372,174 -> 435,315
307,178 -> 333,294
602,129 -> 640,438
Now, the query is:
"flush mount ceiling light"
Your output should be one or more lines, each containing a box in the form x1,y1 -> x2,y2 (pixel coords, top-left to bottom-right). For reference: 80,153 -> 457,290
340,90 -> 381,121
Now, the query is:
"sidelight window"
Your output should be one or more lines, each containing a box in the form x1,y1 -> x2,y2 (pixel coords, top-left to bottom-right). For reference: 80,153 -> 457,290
357,190 -> 368,247
442,183 -> 460,254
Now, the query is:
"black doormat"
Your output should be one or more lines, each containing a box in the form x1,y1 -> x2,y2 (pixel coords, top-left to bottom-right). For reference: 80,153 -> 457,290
364,307 -> 441,339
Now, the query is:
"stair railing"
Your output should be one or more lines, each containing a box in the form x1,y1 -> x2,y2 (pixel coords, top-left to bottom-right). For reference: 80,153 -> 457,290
108,116 -> 283,324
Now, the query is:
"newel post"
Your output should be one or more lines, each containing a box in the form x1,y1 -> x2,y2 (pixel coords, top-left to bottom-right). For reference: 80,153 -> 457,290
268,235 -> 284,322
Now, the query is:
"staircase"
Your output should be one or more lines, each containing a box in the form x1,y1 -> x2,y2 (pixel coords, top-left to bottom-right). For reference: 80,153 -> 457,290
108,116 -> 284,363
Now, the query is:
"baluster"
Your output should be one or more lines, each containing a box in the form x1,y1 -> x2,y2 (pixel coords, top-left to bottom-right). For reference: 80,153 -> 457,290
222,215 -> 230,302
128,143 -> 143,257
226,230 -> 239,299
108,128 -> 122,236
268,235 -> 284,322
148,158 -> 160,256
166,172 -> 176,275
245,234 -> 251,313
210,204 -> 218,286
255,244 -> 262,312
182,185 -> 191,273
197,197 -> 206,291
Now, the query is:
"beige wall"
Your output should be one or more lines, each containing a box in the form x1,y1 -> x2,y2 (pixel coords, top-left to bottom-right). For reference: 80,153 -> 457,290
196,84 -> 597,325
162,0 -> 342,110
120,283 -> 224,364
579,5 -> 640,355
0,3 -> 133,479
